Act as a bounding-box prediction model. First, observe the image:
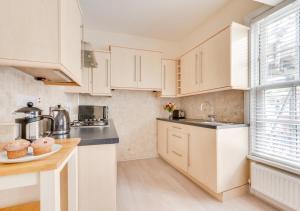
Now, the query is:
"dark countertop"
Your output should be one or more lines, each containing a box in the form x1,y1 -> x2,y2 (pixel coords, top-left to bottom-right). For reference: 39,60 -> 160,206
157,118 -> 249,129
52,119 -> 119,146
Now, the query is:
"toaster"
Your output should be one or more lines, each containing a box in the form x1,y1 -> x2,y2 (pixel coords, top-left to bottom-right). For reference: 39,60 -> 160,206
172,110 -> 185,119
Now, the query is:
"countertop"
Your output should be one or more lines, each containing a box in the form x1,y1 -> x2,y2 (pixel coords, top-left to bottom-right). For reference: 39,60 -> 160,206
52,119 -> 119,146
157,118 -> 249,129
0,138 -> 80,176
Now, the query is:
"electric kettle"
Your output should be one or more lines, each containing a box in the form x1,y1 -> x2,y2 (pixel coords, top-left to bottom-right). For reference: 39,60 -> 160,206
49,105 -> 70,135
15,102 -> 54,141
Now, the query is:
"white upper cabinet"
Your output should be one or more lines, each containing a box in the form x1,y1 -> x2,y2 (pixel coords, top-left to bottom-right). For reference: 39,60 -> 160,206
92,51 -> 111,96
179,22 -> 249,96
138,51 -> 162,90
161,60 -> 177,97
181,47 -> 204,94
110,46 -> 162,91
201,28 -> 231,91
110,47 -> 138,89
0,0 -> 82,85
65,67 -> 91,94
65,51 -> 112,96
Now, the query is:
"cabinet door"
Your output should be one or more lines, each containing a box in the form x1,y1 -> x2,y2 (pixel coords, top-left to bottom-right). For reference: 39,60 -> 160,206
180,48 -> 201,94
157,121 -> 169,160
111,47 -> 138,89
60,0 -> 82,83
65,67 -> 91,93
161,60 -> 177,97
188,126 -> 217,192
92,51 -> 111,95
138,51 -> 162,90
168,129 -> 189,172
201,28 -> 231,91
0,0 -> 59,63
79,144 -> 117,211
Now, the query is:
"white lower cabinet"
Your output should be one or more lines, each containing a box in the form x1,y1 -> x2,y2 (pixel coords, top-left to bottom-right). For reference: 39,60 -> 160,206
157,120 -> 169,159
157,120 -> 249,200
168,129 -> 189,172
78,144 -> 117,211
188,126 -> 217,192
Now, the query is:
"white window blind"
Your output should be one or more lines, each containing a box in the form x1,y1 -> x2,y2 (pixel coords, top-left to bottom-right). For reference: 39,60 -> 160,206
250,1 -> 300,169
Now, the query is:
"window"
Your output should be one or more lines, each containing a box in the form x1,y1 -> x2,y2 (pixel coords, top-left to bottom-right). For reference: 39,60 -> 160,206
250,1 -> 300,169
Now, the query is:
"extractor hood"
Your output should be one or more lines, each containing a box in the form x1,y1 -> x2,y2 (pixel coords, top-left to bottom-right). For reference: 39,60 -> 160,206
82,41 -> 98,68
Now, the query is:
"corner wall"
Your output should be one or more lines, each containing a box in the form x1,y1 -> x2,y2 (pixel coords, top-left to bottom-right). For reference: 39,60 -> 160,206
180,0 -> 262,54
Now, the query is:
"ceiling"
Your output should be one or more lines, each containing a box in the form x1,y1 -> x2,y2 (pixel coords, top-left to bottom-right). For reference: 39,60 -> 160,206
79,0 -> 233,41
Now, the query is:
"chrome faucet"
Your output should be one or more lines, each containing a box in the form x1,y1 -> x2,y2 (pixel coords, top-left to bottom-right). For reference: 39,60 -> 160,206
200,101 -> 216,122
208,114 -> 217,122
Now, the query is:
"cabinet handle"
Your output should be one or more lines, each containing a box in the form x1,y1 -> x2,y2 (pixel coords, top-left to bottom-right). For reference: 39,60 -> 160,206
199,52 -> 203,83
163,65 -> 166,90
195,54 -> 198,84
172,151 -> 183,157
105,59 -> 109,87
172,134 -> 182,139
90,68 -> 93,92
81,24 -> 84,41
139,56 -> 142,82
134,55 -> 137,82
172,126 -> 182,130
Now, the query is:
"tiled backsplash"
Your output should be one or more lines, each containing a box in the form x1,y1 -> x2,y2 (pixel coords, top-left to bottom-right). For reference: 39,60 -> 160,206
180,90 -> 245,123
0,67 -> 79,122
79,92 -> 181,161
0,67 -> 244,161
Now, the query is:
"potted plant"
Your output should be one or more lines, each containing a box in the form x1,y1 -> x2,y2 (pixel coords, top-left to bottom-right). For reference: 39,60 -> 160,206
163,102 -> 176,120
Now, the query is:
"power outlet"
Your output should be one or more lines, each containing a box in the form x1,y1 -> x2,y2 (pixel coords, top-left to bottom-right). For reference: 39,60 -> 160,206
16,95 -> 41,107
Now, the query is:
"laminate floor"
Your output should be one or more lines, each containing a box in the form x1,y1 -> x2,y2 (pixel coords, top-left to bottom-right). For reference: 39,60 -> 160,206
117,158 -> 277,211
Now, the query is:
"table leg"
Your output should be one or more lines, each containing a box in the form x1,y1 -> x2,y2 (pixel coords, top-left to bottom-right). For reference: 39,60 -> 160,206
40,169 -> 60,211
68,147 -> 78,211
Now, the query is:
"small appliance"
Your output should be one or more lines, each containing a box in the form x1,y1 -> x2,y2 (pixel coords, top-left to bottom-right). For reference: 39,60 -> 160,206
15,102 -> 54,141
172,109 -> 185,119
49,105 -> 70,135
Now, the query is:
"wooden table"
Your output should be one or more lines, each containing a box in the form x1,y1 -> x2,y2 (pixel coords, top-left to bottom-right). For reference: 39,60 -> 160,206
0,138 -> 80,211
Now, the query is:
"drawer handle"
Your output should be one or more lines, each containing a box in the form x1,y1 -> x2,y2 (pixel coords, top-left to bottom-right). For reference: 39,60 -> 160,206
172,151 -> 183,157
172,134 -> 182,139
172,126 -> 182,130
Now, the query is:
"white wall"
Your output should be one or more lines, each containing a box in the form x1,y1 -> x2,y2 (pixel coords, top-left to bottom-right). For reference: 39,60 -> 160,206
84,29 -> 181,59
180,0 -> 262,53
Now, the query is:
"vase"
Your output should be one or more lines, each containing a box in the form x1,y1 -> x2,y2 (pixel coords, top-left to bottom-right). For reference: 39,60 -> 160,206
168,112 -> 173,120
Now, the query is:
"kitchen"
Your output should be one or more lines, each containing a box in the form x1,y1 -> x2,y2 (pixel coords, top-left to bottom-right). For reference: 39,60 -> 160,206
0,0 -> 299,211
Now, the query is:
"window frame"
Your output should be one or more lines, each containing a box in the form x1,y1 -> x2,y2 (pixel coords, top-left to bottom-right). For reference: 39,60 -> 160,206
249,0 -> 300,174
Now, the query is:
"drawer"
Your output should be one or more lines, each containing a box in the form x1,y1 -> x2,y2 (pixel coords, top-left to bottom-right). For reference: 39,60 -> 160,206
168,130 -> 189,172
168,122 -> 189,132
